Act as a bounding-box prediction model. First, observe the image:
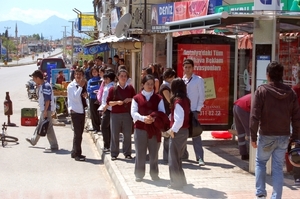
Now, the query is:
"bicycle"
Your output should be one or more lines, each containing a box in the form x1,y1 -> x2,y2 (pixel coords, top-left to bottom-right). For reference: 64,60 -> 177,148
1,122 -> 19,147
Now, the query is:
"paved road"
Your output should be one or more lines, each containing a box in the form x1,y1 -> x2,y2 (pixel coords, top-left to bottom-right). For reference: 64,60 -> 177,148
0,63 -> 119,199
0,48 -> 64,67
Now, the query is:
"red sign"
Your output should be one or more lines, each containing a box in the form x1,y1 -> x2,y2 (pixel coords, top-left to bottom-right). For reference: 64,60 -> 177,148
177,44 -> 230,125
173,0 -> 209,37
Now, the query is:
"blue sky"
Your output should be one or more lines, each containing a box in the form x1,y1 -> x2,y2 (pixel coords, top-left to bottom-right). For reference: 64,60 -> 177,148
0,0 -> 94,24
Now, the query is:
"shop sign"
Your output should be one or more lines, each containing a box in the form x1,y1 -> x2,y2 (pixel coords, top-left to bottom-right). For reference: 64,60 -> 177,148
177,44 -> 230,125
215,1 -> 291,14
81,14 -> 96,27
83,43 -> 110,55
151,3 -> 174,32
253,0 -> 281,11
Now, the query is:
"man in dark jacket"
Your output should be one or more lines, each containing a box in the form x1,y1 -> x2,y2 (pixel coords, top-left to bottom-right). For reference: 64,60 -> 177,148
250,61 -> 300,199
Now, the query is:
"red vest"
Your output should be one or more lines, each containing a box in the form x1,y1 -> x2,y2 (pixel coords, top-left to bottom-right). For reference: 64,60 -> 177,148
170,98 -> 190,130
134,93 -> 162,130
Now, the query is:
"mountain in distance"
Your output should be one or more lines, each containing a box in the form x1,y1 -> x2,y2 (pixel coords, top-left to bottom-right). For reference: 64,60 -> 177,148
0,15 -> 83,40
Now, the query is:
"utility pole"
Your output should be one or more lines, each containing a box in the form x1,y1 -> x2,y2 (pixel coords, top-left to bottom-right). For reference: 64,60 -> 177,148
62,26 -> 68,59
69,21 -> 74,65
4,27 -> 11,63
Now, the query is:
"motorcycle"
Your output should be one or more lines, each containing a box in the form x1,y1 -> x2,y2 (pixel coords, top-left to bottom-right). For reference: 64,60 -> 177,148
25,77 -> 38,100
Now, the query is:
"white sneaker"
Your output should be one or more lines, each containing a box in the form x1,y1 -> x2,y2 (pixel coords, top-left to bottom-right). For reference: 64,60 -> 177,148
198,158 -> 205,166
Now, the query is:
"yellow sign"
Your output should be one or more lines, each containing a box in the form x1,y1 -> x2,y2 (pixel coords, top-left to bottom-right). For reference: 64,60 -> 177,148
81,14 -> 96,27
204,77 -> 216,100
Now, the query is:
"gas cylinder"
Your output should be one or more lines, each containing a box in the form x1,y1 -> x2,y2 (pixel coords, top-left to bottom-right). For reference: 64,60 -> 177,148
4,92 -> 13,115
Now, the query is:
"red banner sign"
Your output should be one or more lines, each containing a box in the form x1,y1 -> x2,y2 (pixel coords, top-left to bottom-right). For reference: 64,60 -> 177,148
177,44 -> 230,125
173,0 -> 209,37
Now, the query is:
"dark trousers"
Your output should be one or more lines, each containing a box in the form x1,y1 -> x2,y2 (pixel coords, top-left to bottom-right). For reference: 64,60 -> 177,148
169,128 -> 188,188
71,112 -> 85,157
101,109 -> 111,149
233,105 -> 250,156
163,137 -> 170,162
134,129 -> 160,179
110,112 -> 132,157
89,98 -> 100,131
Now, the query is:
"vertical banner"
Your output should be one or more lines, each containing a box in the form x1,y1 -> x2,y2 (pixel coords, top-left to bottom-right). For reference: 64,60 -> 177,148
177,44 -> 230,125
111,8 -> 120,34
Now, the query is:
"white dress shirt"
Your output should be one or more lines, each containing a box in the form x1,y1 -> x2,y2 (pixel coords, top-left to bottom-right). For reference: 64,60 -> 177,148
171,103 -> 184,133
131,90 -> 165,123
183,73 -> 205,111
99,81 -> 114,111
67,80 -> 85,114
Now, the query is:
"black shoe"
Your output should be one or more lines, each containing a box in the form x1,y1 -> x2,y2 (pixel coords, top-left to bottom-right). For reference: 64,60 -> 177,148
125,155 -> 133,159
25,138 -> 35,146
71,154 -> 86,159
241,154 -> 249,160
151,176 -> 160,181
74,156 -> 86,161
102,147 -> 110,152
135,178 -> 143,182
111,156 -> 117,161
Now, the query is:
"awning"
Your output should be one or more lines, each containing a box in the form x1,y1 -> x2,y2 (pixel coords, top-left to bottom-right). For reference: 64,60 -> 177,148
164,11 -> 300,35
84,35 -> 140,47
83,43 -> 110,55
238,34 -> 253,49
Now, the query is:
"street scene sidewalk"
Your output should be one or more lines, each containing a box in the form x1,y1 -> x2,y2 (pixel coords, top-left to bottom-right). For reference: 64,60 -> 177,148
90,130 -> 299,199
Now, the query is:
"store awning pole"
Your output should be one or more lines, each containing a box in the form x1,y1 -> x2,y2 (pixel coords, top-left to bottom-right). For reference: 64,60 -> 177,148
234,35 -> 238,102
166,33 -> 172,68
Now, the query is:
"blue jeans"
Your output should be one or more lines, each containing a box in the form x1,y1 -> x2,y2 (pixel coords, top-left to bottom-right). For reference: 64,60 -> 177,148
255,135 -> 289,199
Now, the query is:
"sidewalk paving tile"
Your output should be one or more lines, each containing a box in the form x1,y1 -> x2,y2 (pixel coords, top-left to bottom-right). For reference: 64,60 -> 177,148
90,130 -> 299,199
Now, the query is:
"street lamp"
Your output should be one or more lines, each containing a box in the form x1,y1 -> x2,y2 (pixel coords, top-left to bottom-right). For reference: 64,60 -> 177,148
69,21 -> 74,65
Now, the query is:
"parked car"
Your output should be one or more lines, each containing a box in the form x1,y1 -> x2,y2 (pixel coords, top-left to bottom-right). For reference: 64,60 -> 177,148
37,58 -> 66,82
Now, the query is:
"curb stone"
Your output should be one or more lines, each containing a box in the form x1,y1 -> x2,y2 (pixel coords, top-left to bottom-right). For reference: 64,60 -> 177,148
90,132 -> 134,199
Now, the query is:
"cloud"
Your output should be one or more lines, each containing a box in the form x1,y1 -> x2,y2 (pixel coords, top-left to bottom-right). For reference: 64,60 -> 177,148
0,8 -> 73,24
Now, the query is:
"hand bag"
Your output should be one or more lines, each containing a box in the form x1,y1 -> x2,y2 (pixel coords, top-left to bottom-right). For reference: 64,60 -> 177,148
37,118 -> 50,137
188,111 -> 203,138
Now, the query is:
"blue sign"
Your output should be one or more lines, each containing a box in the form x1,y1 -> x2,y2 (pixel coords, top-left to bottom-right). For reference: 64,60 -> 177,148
208,0 -> 222,15
83,43 -> 110,55
1,45 -> 7,55
74,18 -> 82,32
74,45 -> 83,53
46,63 -> 57,83
151,3 -> 174,26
